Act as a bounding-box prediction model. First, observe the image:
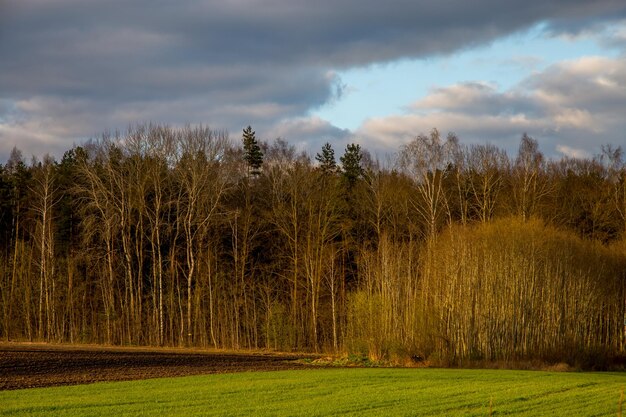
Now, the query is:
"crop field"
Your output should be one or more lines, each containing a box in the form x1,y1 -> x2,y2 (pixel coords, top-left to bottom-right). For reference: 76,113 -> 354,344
1,346 -> 625,417
0,343 -> 313,390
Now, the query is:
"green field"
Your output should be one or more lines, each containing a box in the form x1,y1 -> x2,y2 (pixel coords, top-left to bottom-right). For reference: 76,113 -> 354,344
1,368 -> 625,416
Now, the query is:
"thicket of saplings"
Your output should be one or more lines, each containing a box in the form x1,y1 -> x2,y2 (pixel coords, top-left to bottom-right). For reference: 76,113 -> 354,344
1,124 -> 625,368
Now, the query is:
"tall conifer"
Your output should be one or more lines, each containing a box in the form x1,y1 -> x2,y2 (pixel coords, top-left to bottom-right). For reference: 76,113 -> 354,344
315,142 -> 337,174
242,126 -> 263,177
340,143 -> 364,186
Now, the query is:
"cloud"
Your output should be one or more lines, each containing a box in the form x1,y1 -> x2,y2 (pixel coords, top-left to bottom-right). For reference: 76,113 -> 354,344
556,144 -> 591,159
1,0 -> 626,161
265,116 -> 353,153
355,55 -> 626,157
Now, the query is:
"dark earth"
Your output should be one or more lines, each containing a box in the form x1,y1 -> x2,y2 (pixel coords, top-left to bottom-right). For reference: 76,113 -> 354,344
0,343 -> 317,390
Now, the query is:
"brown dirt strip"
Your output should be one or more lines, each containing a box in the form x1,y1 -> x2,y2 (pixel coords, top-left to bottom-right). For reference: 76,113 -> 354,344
0,343 -> 318,391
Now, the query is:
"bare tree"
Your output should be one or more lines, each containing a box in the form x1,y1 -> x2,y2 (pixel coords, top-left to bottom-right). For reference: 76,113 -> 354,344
398,128 -> 456,240
468,143 -> 509,223
77,138 -> 121,343
267,155 -> 311,348
512,134 -> 551,221
30,155 -> 59,341
601,144 -> 626,234
302,170 -> 342,351
175,126 -> 229,346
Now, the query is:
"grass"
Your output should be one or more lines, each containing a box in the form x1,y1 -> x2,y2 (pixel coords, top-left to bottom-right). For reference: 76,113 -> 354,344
1,368 -> 625,416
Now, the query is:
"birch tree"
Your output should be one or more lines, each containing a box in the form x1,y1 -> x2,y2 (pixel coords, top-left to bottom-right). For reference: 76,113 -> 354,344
398,128 -> 455,240
175,126 -> 229,345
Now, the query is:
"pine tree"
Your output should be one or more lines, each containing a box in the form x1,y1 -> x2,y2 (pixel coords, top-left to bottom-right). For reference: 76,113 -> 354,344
315,142 -> 337,174
340,143 -> 364,186
242,126 -> 263,177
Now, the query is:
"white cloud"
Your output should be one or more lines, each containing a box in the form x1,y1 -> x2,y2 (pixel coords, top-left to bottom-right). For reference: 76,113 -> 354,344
265,116 -> 352,152
556,144 -> 591,158
354,55 -> 626,157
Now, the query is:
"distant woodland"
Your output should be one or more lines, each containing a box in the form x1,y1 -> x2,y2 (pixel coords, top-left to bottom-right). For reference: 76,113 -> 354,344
1,125 -> 626,367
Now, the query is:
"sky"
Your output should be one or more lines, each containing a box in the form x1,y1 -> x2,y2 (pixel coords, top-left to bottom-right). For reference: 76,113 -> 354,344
2,0 -> 626,163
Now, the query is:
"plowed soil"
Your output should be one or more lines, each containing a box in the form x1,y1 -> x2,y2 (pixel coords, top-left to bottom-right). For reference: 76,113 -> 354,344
0,343 -> 316,390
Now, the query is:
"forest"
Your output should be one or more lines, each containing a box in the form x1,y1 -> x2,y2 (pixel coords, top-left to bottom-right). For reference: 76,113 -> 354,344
1,124 -> 625,367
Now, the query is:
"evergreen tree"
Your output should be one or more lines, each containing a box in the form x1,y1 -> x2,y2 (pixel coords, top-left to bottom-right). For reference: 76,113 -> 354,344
340,143 -> 364,187
0,164 -> 12,249
56,147 -> 86,254
242,126 -> 263,177
315,142 -> 337,174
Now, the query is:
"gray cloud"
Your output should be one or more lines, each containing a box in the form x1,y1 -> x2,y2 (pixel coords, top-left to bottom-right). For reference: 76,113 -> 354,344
2,0 -> 626,161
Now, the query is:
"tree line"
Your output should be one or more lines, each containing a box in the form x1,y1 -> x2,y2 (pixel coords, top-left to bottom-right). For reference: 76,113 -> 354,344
1,125 -> 625,366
